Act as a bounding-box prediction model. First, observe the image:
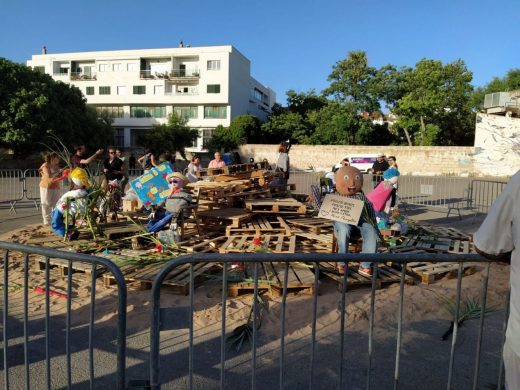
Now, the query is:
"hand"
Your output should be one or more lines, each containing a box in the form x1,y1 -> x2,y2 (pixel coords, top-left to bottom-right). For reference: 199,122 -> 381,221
96,149 -> 104,155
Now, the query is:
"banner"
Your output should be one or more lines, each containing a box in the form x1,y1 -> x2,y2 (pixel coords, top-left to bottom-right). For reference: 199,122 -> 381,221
317,194 -> 364,225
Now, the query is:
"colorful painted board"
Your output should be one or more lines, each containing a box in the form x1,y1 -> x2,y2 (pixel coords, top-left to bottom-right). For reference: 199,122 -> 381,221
129,163 -> 173,209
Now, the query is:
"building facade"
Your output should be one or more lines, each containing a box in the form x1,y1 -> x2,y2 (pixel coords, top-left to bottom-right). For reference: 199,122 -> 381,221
27,45 -> 275,151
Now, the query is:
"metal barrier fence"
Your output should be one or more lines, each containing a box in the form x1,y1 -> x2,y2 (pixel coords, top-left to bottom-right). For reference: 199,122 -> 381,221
149,252 -> 507,390
0,241 -> 127,389
467,179 -> 508,214
0,170 -> 25,212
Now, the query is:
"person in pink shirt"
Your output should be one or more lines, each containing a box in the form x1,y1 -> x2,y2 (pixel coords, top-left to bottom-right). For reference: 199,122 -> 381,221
208,152 -> 226,168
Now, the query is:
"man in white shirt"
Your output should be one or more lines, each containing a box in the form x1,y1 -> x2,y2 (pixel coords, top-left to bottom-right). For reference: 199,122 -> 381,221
473,170 -> 520,389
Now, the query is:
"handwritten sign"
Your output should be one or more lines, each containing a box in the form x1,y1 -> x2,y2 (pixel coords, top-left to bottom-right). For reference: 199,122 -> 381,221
130,162 -> 173,209
318,194 -> 364,225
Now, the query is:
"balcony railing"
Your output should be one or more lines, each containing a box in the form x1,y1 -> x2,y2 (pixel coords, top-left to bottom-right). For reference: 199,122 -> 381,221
140,68 -> 200,80
70,72 -> 97,81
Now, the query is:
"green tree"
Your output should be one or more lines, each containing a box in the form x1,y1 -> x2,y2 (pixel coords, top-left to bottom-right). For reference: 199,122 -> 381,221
471,68 -> 520,111
0,58 -> 112,156
393,59 -> 474,146
261,111 -> 312,144
206,115 -> 262,152
140,113 -> 198,159
322,50 -> 380,112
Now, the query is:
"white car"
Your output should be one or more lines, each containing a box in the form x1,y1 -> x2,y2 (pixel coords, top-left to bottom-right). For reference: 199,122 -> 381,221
343,154 -> 379,173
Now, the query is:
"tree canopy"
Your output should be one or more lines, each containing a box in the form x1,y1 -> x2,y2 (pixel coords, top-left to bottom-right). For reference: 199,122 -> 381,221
0,58 -> 112,156
140,113 -> 198,159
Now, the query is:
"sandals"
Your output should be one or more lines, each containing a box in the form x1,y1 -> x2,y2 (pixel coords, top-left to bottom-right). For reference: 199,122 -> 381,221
358,266 -> 373,278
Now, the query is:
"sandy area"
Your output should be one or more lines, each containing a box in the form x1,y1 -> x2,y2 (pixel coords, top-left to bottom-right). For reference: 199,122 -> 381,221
0,223 -> 510,389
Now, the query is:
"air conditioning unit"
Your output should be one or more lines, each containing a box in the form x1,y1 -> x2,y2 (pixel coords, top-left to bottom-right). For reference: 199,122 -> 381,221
484,92 -> 514,109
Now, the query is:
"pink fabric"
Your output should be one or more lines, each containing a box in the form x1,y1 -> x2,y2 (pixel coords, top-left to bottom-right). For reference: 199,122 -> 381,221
367,181 -> 393,212
208,160 -> 226,168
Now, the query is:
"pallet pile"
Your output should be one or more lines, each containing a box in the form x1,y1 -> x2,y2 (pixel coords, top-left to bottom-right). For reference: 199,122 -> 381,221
23,162 -> 477,296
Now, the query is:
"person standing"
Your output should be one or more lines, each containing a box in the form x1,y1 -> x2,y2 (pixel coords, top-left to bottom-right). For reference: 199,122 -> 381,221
208,152 -> 226,168
39,152 -> 69,225
473,170 -> 520,390
274,142 -> 290,186
187,155 -> 201,183
371,153 -> 389,188
71,145 -> 103,169
138,147 -> 157,172
115,148 -> 129,191
103,148 -> 124,187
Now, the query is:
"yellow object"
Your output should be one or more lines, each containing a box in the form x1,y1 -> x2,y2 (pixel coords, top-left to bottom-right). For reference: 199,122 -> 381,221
69,168 -> 90,189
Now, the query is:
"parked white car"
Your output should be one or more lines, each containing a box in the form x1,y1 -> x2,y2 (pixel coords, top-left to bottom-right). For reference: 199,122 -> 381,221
343,154 -> 379,173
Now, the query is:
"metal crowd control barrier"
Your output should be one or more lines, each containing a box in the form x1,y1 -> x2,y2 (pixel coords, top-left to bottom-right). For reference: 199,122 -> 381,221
0,241 -> 127,390
149,252 -> 506,390
0,169 -> 25,212
466,179 -> 507,215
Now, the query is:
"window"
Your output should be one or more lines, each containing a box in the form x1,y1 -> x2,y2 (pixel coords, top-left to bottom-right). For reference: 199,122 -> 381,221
33,66 -> 45,74
99,86 -> 111,95
202,128 -> 214,149
99,63 -> 108,72
112,63 -> 123,71
127,63 -> 137,71
59,67 -> 69,75
86,86 -> 95,95
207,60 -> 220,71
204,105 -> 227,119
96,106 -> 124,118
173,106 -> 198,119
154,85 -> 164,95
113,128 -> 124,147
133,85 -> 146,95
130,106 -> 166,118
207,84 -> 220,94
117,86 -> 127,95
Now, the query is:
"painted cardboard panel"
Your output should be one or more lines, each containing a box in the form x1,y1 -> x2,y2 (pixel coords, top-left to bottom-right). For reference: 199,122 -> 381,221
317,193 -> 364,225
129,163 -> 173,209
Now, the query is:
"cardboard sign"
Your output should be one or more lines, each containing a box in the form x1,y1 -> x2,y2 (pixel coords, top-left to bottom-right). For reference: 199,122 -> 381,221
317,194 -> 364,225
130,163 -> 174,209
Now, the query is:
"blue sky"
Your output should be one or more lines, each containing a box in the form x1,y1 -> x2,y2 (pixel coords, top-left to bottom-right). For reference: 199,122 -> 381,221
1,0 -> 519,104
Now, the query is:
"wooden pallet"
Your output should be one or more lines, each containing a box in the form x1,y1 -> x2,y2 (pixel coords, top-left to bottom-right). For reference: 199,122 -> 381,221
406,262 -> 476,284
37,257 -> 106,279
130,261 -> 222,294
226,216 -> 291,237
320,262 -> 414,288
227,261 -> 316,298
391,236 -> 472,254
197,208 -> 252,228
413,224 -> 472,241
178,235 -> 229,253
294,232 -> 334,252
244,198 -> 306,214
269,183 -> 296,195
287,217 -> 333,234
219,234 -> 296,254
101,221 -> 144,240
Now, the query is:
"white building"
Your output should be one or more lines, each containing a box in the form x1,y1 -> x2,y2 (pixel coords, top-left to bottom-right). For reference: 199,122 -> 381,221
27,45 -> 275,151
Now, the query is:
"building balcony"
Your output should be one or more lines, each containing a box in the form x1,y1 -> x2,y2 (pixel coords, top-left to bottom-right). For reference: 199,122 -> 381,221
70,72 -> 97,81
140,68 -> 200,82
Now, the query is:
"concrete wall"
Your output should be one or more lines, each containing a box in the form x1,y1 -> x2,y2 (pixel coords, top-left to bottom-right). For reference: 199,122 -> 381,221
239,144 -> 476,176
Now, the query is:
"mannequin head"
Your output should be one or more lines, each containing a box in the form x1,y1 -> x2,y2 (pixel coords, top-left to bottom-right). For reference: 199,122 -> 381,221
334,166 -> 363,196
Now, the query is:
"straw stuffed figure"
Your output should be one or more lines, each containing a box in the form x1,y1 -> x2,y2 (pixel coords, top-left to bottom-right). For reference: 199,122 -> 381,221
51,167 -> 90,240
333,166 -> 379,277
146,172 -> 192,235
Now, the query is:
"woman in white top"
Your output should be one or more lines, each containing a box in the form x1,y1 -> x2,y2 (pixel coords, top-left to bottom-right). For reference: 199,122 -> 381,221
187,155 -> 201,183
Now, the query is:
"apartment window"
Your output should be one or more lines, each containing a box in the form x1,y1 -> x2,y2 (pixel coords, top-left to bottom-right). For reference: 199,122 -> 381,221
96,106 -> 124,118
133,85 -> 146,95
207,84 -> 221,94
207,60 -> 220,71
154,85 -> 164,95
112,63 -> 123,71
99,63 -> 108,72
33,66 -> 45,74
173,106 -> 198,119
99,86 -> 111,95
86,86 -> 95,95
117,86 -> 127,95
130,106 -> 166,118
204,105 -> 227,119
127,63 -> 137,71
114,128 -> 124,147
202,128 -> 214,149
59,67 -> 69,75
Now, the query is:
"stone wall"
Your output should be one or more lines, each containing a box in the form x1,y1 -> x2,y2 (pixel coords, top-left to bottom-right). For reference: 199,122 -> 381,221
239,144 -> 476,176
